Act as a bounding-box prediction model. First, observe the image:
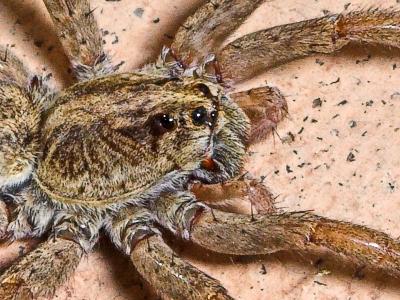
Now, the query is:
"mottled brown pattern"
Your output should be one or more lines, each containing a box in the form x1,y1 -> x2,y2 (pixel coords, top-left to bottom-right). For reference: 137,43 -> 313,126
0,1 -> 399,299
37,74 -> 225,204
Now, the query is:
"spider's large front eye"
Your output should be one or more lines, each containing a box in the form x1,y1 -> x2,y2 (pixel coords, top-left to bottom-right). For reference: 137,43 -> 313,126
151,113 -> 177,135
192,106 -> 208,126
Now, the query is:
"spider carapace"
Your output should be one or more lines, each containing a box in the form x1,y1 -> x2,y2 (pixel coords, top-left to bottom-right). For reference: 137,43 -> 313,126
36,74 -> 248,206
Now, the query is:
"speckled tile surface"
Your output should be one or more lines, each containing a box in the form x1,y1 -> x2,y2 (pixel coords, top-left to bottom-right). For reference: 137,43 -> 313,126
0,1 -> 399,299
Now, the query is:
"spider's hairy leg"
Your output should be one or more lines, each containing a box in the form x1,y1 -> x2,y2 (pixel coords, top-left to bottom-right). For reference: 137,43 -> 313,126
0,201 -> 9,238
106,206 -> 233,300
171,0 -> 265,65
132,235 -> 233,300
155,193 -> 400,279
0,46 -> 29,87
0,46 -> 44,240
0,238 -> 83,299
0,209 -> 102,299
218,8 -> 400,82
0,47 -> 42,191
7,188 -> 54,240
0,191 -> 41,273
42,0 -> 113,81
191,177 -> 277,214
230,86 -> 288,145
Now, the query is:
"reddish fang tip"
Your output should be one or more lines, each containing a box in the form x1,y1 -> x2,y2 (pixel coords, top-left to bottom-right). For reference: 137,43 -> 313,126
201,157 -> 216,171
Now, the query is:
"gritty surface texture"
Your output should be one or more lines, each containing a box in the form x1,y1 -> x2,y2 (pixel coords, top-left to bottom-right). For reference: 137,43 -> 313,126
0,0 -> 399,299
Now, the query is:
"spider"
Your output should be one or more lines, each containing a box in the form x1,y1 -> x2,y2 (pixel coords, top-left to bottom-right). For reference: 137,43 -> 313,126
0,0 -> 399,299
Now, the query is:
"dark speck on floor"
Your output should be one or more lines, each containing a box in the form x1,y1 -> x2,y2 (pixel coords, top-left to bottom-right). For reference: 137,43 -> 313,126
18,246 -> 25,257
111,34 -> 119,45
349,120 -> 357,128
313,280 -> 328,286
260,264 -> 267,275
347,152 -> 356,162
315,58 -> 324,66
330,77 -> 340,85
134,7 -> 144,18
312,97 -> 322,108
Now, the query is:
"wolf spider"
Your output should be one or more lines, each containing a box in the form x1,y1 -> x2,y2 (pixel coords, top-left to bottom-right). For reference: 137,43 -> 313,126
0,0 -> 399,299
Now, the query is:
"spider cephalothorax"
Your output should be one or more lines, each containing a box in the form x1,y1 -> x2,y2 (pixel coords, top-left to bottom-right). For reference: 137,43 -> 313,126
0,1 -> 399,300
35,74 -> 249,208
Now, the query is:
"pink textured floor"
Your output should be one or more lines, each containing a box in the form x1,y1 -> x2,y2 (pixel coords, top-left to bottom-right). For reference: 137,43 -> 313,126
0,0 -> 399,299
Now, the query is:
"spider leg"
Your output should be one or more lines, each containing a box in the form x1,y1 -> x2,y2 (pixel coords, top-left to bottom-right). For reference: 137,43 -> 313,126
6,188 -> 54,240
230,86 -> 288,145
0,44 -> 46,190
171,0 -> 265,65
0,46 -> 29,87
42,0 -> 113,81
0,45 -> 47,240
0,201 -> 9,238
154,192 -> 400,279
0,238 -> 83,299
191,177 -> 277,214
218,8 -> 400,82
132,234 -> 233,300
0,191 -> 43,273
106,206 -> 233,300
0,209 -> 102,298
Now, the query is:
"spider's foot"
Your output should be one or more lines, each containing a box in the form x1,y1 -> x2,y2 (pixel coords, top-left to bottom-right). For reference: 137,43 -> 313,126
7,214 -> 33,240
106,207 -> 159,255
153,192 -> 206,240
52,212 -> 103,253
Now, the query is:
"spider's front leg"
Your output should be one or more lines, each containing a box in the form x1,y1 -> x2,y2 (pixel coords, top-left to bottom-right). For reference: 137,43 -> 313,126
106,206 -> 233,300
218,8 -> 400,82
0,45 -> 44,237
0,211 -> 102,299
154,192 -> 400,279
42,0 -> 113,81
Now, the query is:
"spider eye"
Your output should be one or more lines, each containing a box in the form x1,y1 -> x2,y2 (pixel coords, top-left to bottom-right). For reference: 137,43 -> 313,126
191,106 -> 208,126
151,113 -> 177,135
210,110 -> 218,123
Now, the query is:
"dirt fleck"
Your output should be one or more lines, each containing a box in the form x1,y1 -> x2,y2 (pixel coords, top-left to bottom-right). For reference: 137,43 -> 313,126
134,7 -> 144,18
